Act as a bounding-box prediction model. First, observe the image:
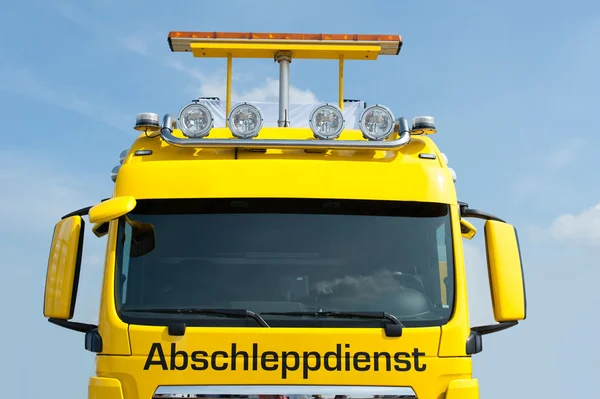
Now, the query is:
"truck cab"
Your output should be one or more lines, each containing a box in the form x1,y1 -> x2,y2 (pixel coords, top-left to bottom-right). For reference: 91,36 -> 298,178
43,31 -> 527,399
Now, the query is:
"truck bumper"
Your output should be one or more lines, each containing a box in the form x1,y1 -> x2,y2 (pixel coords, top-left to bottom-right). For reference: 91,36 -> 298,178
88,377 -> 478,399
446,379 -> 479,399
89,377 -> 125,399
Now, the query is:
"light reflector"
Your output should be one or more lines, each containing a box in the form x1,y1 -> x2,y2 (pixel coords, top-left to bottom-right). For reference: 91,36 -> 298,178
309,104 -> 345,140
359,104 -> 395,141
228,103 -> 264,139
178,102 -> 214,138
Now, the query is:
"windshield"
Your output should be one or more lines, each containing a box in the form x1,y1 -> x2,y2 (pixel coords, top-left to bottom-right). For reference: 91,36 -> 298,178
115,198 -> 455,328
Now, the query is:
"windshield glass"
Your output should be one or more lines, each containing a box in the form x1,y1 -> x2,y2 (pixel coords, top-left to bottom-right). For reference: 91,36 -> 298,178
115,198 -> 455,328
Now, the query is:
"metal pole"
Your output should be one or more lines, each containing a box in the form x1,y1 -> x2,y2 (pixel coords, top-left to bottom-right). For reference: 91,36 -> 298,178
226,53 -> 232,127
276,52 -> 291,127
339,55 -> 344,110
225,53 -> 232,126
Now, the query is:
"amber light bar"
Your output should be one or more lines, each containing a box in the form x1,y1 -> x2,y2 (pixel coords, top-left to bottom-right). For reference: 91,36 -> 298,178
168,31 -> 402,56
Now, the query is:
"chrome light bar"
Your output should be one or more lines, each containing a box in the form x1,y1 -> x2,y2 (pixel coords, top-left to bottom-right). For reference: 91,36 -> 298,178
160,114 -> 411,150
153,385 -> 417,399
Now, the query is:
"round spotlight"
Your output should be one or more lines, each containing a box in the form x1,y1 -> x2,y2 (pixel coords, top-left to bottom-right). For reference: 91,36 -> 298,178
178,102 -> 214,138
309,104 -> 345,140
358,104 -> 395,141
228,103 -> 264,139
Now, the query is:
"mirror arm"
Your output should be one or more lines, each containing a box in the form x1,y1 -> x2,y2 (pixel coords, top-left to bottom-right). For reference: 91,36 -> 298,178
61,206 -> 92,220
466,321 -> 518,355
48,318 -> 98,333
60,198 -> 111,220
458,201 -> 506,223
472,320 -> 518,335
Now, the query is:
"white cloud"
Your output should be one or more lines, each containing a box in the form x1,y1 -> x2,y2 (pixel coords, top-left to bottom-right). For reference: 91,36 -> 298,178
462,242 -> 495,326
198,75 -> 320,104
534,201 -> 600,247
0,67 -> 132,133
165,58 -> 319,104
235,77 -> 319,103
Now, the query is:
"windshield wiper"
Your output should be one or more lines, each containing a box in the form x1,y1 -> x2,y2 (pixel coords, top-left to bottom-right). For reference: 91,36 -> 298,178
124,308 -> 270,327
261,311 -> 404,337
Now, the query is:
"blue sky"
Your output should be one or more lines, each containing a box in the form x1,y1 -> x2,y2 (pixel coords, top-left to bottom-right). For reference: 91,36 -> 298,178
1,0 -> 599,397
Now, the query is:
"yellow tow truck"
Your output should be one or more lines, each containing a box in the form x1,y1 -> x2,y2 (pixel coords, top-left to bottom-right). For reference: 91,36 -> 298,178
43,31 -> 527,399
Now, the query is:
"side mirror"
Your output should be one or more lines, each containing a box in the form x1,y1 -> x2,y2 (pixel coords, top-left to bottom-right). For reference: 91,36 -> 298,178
92,222 -> 109,238
127,219 -> 156,257
484,220 -> 527,322
89,196 -> 136,224
460,219 -> 477,240
44,215 -> 85,320
43,197 -> 136,335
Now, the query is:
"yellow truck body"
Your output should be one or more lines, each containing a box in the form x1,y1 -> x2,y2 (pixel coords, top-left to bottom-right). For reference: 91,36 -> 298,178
43,31 -> 527,399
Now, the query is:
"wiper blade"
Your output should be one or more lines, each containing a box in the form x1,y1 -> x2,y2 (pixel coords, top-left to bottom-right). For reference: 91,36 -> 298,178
261,311 -> 404,326
261,311 -> 404,337
124,308 -> 270,327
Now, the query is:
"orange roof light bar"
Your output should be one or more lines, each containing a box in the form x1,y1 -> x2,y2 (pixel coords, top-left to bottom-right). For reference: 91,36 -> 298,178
168,31 -> 402,56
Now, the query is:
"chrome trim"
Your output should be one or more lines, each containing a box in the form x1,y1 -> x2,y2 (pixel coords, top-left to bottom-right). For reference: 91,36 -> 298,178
159,114 -> 411,150
162,114 -> 176,130
153,385 -> 416,399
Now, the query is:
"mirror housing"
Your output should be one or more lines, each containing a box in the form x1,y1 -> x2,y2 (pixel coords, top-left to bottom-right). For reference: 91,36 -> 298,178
44,215 -> 85,320
484,220 -> 527,322
89,196 -> 136,224
92,222 -> 109,237
127,218 -> 156,257
460,219 -> 477,240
